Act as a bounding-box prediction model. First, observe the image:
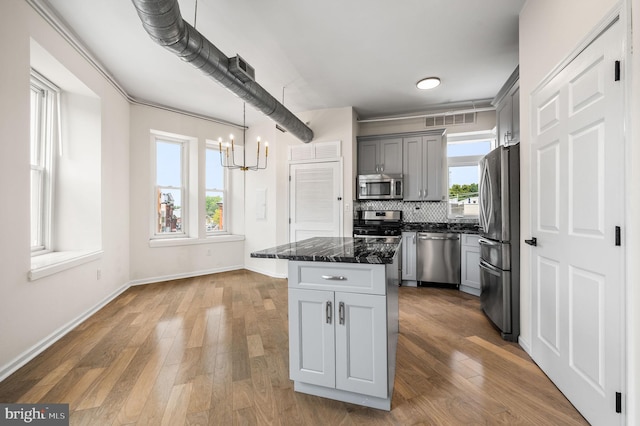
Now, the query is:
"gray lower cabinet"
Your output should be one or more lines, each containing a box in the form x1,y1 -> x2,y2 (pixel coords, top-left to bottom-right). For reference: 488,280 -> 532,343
287,260 -> 398,410
460,234 -> 481,296
401,232 -> 417,285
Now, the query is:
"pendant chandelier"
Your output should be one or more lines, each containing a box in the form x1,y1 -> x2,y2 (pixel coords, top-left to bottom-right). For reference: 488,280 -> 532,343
219,103 -> 268,171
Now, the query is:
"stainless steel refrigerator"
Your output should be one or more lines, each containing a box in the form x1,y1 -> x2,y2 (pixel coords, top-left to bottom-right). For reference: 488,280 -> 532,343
478,143 -> 520,342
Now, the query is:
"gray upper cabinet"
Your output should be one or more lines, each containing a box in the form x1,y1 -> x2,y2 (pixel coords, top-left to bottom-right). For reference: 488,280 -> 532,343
357,137 -> 403,175
403,134 -> 444,201
494,67 -> 520,146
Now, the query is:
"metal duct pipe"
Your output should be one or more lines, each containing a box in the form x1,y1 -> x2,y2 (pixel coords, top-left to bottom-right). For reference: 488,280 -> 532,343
131,0 -> 314,143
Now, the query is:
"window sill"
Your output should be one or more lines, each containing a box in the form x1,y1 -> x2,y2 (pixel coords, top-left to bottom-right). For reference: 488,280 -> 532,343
29,250 -> 103,281
149,234 -> 245,248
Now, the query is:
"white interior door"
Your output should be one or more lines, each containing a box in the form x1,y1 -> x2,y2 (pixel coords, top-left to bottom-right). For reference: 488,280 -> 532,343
290,161 -> 342,242
530,20 -> 624,425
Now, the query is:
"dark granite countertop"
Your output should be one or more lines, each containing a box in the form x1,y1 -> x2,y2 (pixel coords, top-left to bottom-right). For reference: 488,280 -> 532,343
250,237 -> 400,264
401,222 -> 481,234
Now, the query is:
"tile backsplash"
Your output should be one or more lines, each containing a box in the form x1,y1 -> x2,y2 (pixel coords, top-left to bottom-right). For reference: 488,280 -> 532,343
354,200 -> 478,224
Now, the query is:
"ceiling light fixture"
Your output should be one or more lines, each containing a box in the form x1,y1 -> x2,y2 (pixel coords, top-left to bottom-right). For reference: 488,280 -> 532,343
416,77 -> 441,90
219,103 -> 268,171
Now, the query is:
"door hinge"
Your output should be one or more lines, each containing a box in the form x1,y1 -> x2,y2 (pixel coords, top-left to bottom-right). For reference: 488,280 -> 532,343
614,60 -> 621,81
289,175 -> 291,181
616,392 -> 622,413
289,218 -> 291,224
615,226 -> 621,246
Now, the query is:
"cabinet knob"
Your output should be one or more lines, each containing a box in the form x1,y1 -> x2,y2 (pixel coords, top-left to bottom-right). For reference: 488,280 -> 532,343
339,302 -> 345,325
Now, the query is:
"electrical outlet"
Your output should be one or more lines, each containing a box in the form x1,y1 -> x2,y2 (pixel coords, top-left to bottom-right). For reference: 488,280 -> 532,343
344,203 -> 350,213
97,269 -> 102,280
206,249 -> 212,256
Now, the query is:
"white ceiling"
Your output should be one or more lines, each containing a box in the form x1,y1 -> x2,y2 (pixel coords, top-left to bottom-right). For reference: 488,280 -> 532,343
42,0 -> 525,128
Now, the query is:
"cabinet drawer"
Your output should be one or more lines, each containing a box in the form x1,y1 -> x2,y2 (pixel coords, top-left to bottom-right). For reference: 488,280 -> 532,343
289,261 -> 386,295
462,234 -> 481,247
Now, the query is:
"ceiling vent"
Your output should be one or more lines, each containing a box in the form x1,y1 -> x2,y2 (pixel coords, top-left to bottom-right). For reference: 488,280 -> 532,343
229,55 -> 255,83
131,0 -> 313,143
425,112 -> 476,127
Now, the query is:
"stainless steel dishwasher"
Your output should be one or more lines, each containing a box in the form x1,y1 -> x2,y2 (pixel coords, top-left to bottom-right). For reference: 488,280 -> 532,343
416,232 -> 461,285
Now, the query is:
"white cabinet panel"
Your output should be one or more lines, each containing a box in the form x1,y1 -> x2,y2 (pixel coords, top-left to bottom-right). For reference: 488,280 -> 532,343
460,233 -> 481,296
288,288 -> 336,387
401,232 -> 417,284
335,292 -> 388,398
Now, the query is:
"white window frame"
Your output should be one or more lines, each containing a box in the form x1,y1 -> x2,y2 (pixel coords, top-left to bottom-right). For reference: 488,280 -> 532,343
151,133 -> 189,239
205,141 -> 229,235
446,132 -> 495,219
30,70 -> 59,255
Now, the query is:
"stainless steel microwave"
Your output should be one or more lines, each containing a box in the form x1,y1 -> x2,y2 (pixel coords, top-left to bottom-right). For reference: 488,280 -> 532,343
357,174 -> 403,200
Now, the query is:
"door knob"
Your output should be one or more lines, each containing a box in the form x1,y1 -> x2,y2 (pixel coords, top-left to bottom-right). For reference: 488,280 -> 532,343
525,237 -> 537,246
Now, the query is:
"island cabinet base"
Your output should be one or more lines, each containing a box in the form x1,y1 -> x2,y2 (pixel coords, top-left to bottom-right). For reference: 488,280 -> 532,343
294,381 -> 392,411
288,259 -> 399,411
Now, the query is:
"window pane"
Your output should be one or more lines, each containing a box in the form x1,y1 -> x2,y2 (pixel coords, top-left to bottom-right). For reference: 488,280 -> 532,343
156,141 -> 182,186
448,140 -> 491,157
30,88 -> 42,165
206,148 -> 223,190
206,191 -> 224,232
31,168 -> 43,247
449,165 -> 479,218
157,188 -> 182,233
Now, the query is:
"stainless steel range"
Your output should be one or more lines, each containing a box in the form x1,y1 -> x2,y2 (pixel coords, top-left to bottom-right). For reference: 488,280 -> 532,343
353,210 -> 402,243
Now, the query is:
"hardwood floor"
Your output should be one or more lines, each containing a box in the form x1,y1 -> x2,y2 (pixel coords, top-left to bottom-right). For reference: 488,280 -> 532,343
0,270 -> 588,425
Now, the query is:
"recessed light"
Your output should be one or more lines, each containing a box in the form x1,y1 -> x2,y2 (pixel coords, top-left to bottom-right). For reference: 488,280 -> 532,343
416,77 -> 441,90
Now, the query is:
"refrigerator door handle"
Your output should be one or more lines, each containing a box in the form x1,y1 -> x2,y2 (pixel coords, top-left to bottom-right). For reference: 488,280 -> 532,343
478,238 -> 498,246
479,160 -> 492,233
480,260 -> 503,276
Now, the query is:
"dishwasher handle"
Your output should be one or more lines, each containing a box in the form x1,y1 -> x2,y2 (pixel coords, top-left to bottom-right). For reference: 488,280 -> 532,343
418,235 -> 460,241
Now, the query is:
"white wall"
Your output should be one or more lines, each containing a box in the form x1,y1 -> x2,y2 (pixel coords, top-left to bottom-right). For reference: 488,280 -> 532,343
129,104 -> 245,283
0,1 -> 131,378
520,0 -> 638,421
244,107 -> 357,277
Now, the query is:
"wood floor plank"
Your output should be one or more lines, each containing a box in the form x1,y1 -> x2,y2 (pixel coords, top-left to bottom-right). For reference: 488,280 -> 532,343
76,347 -> 138,410
134,362 -> 180,425
160,382 -> 192,426
0,270 -> 589,425
114,336 -> 173,424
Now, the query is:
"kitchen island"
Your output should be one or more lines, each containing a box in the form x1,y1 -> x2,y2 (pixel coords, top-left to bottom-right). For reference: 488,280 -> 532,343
251,237 -> 400,410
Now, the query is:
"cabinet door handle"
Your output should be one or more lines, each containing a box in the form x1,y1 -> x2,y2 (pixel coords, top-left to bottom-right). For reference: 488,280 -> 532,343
339,302 -> 345,325
326,301 -> 332,324
321,275 -> 347,281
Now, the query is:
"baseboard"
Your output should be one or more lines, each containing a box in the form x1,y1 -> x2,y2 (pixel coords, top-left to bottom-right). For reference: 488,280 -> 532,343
244,265 -> 287,279
0,281 -> 130,382
128,264 -> 245,286
518,335 -> 531,355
